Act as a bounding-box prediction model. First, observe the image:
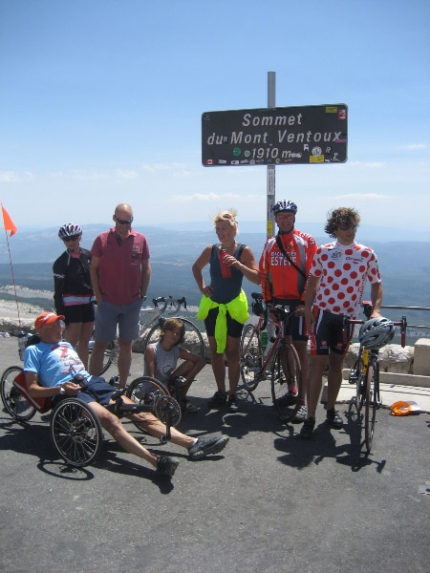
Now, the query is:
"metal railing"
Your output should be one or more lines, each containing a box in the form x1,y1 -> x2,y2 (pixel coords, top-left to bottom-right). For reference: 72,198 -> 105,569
381,305 -> 430,330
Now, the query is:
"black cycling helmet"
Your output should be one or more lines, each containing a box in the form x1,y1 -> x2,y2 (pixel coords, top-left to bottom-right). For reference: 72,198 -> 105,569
272,200 -> 298,215
358,317 -> 395,350
58,223 -> 82,240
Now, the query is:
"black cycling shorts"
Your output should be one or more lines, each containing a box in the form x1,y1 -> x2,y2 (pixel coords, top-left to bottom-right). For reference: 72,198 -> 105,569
204,307 -> 244,339
309,307 -> 353,356
64,303 -> 95,325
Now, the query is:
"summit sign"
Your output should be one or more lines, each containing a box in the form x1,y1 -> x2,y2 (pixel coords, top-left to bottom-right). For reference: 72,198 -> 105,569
202,104 -> 348,166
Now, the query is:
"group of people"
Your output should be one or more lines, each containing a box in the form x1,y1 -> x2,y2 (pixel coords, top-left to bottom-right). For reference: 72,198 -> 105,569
259,201 -> 382,439
25,200 -> 383,478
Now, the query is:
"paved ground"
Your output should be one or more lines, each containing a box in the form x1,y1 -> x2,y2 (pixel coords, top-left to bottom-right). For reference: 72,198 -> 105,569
0,336 -> 429,573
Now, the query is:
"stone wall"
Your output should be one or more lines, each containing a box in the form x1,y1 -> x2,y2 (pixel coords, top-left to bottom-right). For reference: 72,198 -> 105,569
1,317 -> 429,376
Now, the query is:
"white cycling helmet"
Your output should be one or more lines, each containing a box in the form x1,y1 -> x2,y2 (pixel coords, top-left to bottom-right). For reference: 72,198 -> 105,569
358,317 -> 395,349
58,223 -> 82,239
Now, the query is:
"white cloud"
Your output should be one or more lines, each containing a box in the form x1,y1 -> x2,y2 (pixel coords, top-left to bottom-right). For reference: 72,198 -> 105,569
142,162 -> 188,173
347,161 -> 386,168
0,171 -> 35,183
329,193 -> 390,200
115,169 -> 139,180
172,192 -> 260,203
400,144 -> 427,150
0,171 -> 20,183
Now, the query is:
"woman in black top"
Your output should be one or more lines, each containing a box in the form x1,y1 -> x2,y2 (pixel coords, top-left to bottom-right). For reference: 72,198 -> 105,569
53,223 -> 95,369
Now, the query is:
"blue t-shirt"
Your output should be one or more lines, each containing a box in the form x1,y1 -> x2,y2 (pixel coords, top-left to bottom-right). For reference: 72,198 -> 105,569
24,341 -> 87,388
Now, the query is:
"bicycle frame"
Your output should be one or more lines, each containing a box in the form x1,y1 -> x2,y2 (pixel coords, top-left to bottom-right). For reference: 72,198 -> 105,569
241,314 -> 283,382
347,307 -> 407,453
138,296 -> 188,338
240,293 -> 302,425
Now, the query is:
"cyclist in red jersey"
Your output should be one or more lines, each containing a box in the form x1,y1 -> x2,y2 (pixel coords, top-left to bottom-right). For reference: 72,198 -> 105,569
260,200 -> 317,423
301,207 -> 383,439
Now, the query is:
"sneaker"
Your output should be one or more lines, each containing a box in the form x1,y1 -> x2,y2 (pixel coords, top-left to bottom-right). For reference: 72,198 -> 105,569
228,395 -> 239,412
207,391 -> 227,409
292,404 -> 307,424
326,408 -> 343,429
300,417 -> 315,439
180,399 -> 200,413
156,455 -> 179,477
188,436 -> 229,461
276,391 -> 298,408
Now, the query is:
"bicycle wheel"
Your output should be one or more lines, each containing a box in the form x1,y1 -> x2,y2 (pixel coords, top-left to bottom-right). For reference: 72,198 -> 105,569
126,376 -> 170,434
271,344 -> 302,423
143,317 -> 205,358
1,366 -> 36,422
349,360 -> 365,412
51,398 -> 103,467
364,358 -> 379,453
240,323 -> 262,392
88,336 -> 116,375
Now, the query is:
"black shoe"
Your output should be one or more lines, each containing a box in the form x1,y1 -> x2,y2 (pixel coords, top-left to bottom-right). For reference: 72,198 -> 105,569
156,456 -> 179,477
326,408 -> 343,429
228,395 -> 239,412
300,417 -> 315,439
207,391 -> 227,409
276,391 -> 298,408
188,436 -> 229,461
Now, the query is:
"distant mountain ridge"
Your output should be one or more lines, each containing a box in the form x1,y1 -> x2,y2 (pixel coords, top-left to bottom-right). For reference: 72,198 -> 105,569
0,226 -> 428,329
1,224 -> 429,265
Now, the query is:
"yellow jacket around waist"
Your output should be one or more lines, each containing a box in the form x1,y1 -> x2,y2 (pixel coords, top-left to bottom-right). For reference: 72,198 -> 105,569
196,290 -> 249,353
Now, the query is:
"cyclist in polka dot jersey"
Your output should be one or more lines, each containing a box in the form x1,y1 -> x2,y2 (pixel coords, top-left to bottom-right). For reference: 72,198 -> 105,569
301,208 -> 383,439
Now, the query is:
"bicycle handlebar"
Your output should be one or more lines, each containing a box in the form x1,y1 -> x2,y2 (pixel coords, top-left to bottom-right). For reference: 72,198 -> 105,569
152,295 -> 187,312
345,316 -> 408,348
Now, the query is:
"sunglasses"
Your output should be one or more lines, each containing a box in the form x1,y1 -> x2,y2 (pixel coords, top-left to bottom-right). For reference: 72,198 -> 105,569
339,224 -> 357,231
63,235 -> 81,242
115,216 -> 133,225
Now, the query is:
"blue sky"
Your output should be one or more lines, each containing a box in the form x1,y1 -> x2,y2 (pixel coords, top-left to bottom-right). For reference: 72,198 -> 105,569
0,0 -> 429,239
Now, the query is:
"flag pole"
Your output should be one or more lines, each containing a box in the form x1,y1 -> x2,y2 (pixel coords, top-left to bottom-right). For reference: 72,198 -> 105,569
1,204 -> 21,328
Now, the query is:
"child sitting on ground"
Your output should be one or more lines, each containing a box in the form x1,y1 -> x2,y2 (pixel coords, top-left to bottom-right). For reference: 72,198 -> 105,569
144,318 -> 206,413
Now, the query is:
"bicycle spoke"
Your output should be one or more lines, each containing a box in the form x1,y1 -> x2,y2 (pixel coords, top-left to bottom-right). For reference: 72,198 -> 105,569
271,345 -> 302,423
240,324 -> 261,392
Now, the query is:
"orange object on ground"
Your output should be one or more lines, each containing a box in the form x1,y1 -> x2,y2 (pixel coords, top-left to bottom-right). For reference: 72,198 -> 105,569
390,401 -> 420,416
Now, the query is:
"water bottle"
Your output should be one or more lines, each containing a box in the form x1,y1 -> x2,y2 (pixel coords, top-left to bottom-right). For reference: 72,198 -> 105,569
219,249 -> 232,278
18,331 -> 27,361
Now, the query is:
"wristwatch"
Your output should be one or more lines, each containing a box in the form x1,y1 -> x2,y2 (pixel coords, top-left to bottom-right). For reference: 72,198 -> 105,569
58,385 -> 66,395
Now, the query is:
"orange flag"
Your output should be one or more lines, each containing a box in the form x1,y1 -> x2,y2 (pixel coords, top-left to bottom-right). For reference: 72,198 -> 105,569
2,205 -> 18,236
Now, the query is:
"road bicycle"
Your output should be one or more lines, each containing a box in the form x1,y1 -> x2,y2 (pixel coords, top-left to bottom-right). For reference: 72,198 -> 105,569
89,295 -> 205,375
240,292 -> 302,423
346,304 -> 407,453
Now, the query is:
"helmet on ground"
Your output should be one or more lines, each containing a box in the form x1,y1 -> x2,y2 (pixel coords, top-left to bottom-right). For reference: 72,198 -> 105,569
358,317 -> 395,349
58,223 -> 82,239
272,200 -> 297,215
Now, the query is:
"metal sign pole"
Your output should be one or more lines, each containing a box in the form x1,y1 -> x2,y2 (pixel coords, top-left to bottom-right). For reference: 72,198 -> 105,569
267,71 -> 276,240
266,72 -> 276,345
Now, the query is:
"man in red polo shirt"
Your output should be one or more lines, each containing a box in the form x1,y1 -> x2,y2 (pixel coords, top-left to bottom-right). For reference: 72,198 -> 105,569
89,203 -> 151,387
